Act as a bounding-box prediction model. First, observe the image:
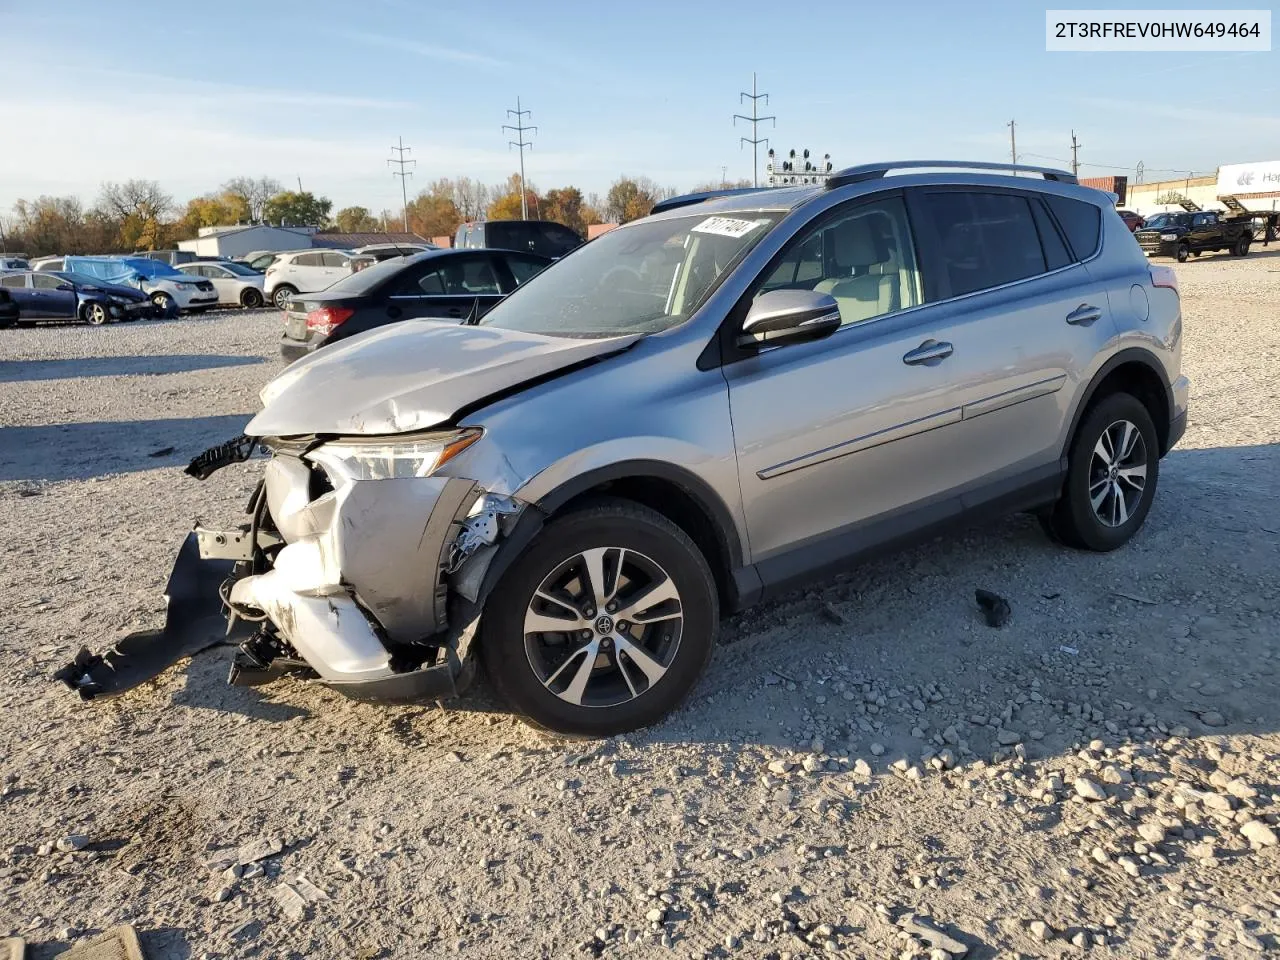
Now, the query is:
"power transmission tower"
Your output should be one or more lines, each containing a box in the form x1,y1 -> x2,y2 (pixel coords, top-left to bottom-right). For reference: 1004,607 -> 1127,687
1007,119 -> 1017,165
503,97 -> 537,221
387,137 -> 415,231
734,73 -> 775,188
1135,161 -> 1144,184
1070,131 -> 1082,177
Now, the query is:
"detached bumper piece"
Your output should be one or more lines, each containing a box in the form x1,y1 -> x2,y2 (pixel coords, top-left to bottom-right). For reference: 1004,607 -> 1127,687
53,533 -> 245,700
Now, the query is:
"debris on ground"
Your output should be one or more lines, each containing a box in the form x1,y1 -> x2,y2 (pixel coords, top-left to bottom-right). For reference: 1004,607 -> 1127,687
973,589 -> 1011,628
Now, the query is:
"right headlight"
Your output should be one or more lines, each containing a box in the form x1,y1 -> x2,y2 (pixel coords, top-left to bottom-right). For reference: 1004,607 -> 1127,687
305,429 -> 481,483
1160,233 -> 1178,241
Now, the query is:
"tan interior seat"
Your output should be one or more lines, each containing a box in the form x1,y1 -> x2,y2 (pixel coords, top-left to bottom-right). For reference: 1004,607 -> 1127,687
815,219 -> 900,324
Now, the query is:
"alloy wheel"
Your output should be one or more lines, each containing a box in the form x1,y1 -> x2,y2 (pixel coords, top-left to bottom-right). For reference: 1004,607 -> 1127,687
1088,419 -> 1148,527
523,546 -> 683,708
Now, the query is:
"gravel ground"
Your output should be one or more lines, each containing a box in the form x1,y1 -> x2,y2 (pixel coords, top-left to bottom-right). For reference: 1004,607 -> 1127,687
1,251 -> 1278,960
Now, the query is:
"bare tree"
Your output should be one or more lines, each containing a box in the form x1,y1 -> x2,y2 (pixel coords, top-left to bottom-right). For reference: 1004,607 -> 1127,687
222,176 -> 282,222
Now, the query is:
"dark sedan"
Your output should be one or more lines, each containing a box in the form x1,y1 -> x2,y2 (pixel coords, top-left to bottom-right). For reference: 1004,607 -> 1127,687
0,270 -> 153,325
279,248 -> 551,361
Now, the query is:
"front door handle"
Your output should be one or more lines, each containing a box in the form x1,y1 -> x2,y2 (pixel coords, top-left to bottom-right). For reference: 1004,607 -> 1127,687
1066,304 -> 1103,326
903,339 -> 954,366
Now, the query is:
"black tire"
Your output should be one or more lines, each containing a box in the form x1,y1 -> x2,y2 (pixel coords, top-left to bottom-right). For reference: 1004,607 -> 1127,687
82,302 -> 108,326
1042,392 -> 1160,552
272,285 -> 296,310
16,320 -> 35,329
480,498 -> 719,737
1176,243 -> 1189,263
240,288 -> 264,309
149,292 -> 174,318
1236,237 -> 1251,257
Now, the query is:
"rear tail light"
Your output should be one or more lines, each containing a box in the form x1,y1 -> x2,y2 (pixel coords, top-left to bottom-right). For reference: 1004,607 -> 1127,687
305,306 -> 355,336
1150,264 -> 1179,295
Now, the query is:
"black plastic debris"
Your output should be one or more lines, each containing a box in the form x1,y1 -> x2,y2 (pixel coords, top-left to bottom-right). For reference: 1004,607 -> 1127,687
974,589 -> 1012,628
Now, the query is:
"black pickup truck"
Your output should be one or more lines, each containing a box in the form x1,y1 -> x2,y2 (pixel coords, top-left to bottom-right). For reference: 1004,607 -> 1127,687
1134,207 -> 1254,261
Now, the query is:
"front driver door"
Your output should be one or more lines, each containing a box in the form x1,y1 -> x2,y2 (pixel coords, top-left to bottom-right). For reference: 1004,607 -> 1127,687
723,192 -> 971,575
32,273 -> 77,318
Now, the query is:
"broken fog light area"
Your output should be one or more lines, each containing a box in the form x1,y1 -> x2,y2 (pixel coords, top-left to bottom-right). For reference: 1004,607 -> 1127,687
304,430 -> 481,485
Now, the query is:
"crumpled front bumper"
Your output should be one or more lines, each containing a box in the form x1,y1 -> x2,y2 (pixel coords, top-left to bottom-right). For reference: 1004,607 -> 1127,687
58,446 -> 526,703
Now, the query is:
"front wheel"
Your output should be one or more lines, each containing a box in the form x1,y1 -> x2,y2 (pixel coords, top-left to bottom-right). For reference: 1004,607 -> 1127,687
480,499 -> 719,736
149,292 -> 175,318
1041,392 -> 1160,551
1176,243 -> 1189,263
1235,237 -> 1251,256
82,302 -> 109,325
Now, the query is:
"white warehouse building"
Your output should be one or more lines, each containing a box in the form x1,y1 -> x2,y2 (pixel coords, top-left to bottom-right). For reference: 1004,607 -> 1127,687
177,224 -> 317,259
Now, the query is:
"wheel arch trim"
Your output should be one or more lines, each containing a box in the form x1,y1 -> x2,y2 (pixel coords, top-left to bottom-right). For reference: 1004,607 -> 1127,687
1062,347 -> 1174,457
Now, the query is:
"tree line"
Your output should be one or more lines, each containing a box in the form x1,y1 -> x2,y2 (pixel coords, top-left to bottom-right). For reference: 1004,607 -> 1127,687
0,173 -> 753,258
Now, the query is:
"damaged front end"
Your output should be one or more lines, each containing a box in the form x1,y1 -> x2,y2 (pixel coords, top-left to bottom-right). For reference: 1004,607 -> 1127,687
57,431 -> 532,703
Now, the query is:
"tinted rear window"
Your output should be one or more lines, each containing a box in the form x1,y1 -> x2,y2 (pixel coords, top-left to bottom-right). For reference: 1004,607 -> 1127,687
1030,199 -> 1072,271
1046,195 -> 1102,260
920,191 -> 1047,298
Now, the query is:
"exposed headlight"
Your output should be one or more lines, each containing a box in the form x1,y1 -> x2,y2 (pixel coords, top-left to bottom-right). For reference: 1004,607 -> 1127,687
176,282 -> 195,290
305,429 -> 481,483
1160,233 -> 1178,241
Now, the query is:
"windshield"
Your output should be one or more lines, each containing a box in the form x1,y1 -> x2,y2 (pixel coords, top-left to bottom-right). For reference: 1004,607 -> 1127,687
479,212 -> 782,338
1142,214 -> 1187,229
54,271 -> 116,287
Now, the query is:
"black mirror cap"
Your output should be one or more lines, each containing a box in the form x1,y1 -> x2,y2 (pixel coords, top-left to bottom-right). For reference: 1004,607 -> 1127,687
738,289 -> 842,347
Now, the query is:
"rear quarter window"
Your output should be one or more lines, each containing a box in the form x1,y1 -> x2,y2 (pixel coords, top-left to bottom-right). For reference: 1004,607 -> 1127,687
1046,195 -> 1102,261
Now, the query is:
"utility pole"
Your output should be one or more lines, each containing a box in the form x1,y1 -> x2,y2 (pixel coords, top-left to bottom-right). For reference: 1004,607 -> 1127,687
720,165 -> 728,187
388,136 -> 415,231
297,175 -> 303,192
1070,130 -> 1081,177
1007,120 -> 1017,165
734,73 -> 775,188
503,97 -> 537,221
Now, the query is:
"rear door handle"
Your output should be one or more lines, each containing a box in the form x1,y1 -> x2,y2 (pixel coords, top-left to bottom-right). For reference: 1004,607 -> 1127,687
903,339 -> 953,366
1066,304 -> 1103,326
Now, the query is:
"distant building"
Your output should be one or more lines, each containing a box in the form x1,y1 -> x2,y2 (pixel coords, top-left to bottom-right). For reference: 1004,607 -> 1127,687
1127,175 -> 1220,216
178,224 -> 315,259
312,232 -> 430,249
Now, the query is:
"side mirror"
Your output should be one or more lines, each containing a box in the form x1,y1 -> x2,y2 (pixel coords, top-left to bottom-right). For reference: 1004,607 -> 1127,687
738,289 -> 842,348
56,282 -> 74,291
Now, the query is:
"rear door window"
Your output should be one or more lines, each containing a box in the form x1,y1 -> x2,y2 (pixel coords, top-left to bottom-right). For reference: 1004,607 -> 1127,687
0,274 -> 25,288
1045,195 -> 1102,261
1030,200 -> 1072,271
917,191 -> 1048,298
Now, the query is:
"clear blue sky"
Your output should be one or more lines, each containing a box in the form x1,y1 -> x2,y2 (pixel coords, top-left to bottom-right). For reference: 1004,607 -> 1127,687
0,0 -> 1274,215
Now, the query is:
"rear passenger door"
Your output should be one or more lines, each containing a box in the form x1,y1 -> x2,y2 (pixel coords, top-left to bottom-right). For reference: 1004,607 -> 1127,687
387,255 -> 501,322
903,187 -> 1118,504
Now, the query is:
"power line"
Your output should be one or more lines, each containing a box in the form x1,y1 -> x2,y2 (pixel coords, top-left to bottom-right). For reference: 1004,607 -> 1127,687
503,97 -> 537,221
387,136 -> 415,232
733,73 -> 775,188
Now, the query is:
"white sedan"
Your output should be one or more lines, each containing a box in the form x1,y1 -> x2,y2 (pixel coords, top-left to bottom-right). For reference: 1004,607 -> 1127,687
177,261 -> 268,308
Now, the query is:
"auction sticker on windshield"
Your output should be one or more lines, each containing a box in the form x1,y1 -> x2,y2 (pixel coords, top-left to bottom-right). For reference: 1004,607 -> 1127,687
692,217 -> 771,238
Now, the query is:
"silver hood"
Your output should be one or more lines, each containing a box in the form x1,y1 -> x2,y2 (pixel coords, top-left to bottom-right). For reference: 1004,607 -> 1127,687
247,320 -> 640,437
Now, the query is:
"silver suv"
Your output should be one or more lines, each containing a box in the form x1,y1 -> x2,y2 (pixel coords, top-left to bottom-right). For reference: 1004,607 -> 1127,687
66,161 -> 1188,735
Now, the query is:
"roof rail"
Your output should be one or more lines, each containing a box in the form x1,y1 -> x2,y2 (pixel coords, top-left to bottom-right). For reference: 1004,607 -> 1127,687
825,160 -> 1077,190
650,186 -> 771,215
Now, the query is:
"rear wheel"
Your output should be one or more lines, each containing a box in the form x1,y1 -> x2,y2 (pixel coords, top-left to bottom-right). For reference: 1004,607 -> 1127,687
82,302 -> 108,325
480,499 -> 719,736
240,288 -> 264,309
272,285 -> 296,310
1041,392 -> 1159,552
